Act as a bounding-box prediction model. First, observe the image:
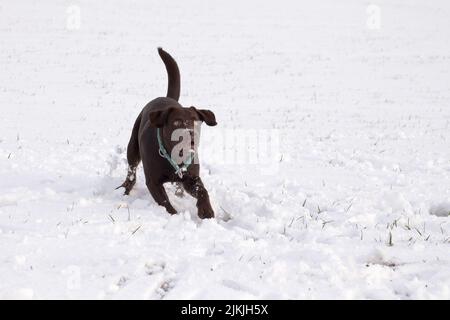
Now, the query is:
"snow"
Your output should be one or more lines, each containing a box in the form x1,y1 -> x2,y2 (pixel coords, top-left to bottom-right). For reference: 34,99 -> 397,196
0,0 -> 449,299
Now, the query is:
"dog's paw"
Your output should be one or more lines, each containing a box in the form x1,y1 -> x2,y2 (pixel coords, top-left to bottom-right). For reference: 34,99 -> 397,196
197,201 -> 215,219
116,179 -> 136,196
164,203 -> 178,215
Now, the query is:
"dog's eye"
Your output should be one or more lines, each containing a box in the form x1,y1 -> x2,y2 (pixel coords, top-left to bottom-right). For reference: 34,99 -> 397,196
173,120 -> 182,127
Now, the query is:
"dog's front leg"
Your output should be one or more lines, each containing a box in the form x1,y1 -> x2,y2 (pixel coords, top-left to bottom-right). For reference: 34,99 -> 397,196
146,181 -> 177,214
182,176 -> 214,219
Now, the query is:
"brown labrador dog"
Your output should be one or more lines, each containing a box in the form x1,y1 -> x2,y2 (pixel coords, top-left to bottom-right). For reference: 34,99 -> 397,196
117,48 -> 217,219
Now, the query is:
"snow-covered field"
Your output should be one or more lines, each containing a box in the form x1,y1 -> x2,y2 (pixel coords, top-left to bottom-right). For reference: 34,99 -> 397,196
1,0 -> 449,299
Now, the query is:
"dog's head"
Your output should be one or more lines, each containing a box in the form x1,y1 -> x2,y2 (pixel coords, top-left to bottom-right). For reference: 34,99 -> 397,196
149,106 -> 217,163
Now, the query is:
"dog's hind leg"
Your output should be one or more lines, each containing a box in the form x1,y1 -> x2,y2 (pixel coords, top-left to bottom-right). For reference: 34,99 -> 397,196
117,113 -> 142,195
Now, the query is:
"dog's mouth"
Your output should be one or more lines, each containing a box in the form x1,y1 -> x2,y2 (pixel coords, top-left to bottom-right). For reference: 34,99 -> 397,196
189,132 -> 196,149
175,131 -> 197,160
178,142 -> 196,159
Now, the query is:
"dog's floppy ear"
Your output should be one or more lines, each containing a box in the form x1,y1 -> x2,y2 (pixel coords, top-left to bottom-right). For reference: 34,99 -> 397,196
149,108 -> 174,128
191,107 -> 217,126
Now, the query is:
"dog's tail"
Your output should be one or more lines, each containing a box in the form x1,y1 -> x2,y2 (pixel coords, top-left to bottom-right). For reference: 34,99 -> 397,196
158,47 -> 180,101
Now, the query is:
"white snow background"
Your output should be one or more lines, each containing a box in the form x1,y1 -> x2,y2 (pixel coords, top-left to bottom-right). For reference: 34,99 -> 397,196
0,0 -> 449,299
